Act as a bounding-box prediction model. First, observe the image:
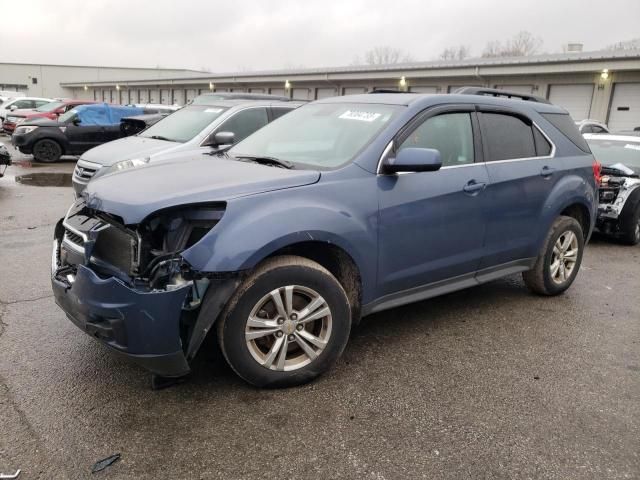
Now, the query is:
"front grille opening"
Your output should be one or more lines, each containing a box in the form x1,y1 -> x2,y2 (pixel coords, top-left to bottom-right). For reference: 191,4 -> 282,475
64,229 -> 84,246
92,225 -> 137,275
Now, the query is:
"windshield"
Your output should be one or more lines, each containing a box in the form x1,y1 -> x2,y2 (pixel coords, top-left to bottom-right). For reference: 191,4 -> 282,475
587,138 -> 640,173
230,103 -> 400,169
35,101 -> 65,112
139,105 -> 228,143
58,108 -> 79,123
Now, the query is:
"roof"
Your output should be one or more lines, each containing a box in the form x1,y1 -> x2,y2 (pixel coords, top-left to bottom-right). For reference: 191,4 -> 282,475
0,61 -> 204,72
61,49 -> 640,86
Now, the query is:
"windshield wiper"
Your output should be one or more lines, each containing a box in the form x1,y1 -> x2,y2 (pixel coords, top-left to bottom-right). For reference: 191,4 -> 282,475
236,155 -> 294,169
149,135 -> 174,142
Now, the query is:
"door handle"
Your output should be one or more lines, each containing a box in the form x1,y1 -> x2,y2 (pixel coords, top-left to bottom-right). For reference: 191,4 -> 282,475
540,166 -> 556,178
463,180 -> 487,194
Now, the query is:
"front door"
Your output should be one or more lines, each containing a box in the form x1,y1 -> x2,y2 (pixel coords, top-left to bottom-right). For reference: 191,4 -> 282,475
378,107 -> 490,296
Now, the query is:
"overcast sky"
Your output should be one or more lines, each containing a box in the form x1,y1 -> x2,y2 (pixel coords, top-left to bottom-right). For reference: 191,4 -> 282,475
2,0 -> 639,73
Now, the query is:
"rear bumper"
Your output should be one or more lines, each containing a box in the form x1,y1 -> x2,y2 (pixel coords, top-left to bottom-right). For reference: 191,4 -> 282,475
51,238 -> 192,377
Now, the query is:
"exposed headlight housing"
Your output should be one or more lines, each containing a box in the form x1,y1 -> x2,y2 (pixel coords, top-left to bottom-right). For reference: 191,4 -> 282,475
104,157 -> 150,176
14,125 -> 38,135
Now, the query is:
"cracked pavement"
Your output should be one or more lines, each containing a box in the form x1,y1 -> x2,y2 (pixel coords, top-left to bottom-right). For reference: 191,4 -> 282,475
0,137 -> 639,479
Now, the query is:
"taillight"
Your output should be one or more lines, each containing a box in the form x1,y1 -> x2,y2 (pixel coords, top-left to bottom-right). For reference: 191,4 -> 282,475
592,160 -> 602,186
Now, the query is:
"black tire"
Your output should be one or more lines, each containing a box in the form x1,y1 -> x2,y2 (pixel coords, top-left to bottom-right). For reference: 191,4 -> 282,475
523,216 -> 584,296
217,255 -> 351,388
619,203 -> 640,246
32,139 -> 62,163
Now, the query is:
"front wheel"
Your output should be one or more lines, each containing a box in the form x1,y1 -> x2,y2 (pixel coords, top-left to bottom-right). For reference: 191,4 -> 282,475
217,255 -> 352,388
32,139 -> 62,163
523,216 -> 584,296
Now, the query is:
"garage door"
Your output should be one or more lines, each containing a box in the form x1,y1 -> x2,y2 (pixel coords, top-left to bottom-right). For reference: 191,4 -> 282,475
409,86 -> 438,93
292,88 -> 312,100
173,89 -> 185,106
608,83 -> 640,131
186,89 -> 197,103
139,90 -> 149,103
548,84 -> 594,121
316,88 -> 337,99
343,87 -> 367,96
270,88 -> 287,97
149,89 -> 160,104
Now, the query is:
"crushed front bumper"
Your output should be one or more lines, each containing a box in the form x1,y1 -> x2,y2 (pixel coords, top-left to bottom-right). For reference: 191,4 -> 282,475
51,236 -> 192,377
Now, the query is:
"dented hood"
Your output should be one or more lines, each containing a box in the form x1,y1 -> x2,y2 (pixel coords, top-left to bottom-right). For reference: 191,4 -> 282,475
83,156 -> 320,224
80,135 -> 182,166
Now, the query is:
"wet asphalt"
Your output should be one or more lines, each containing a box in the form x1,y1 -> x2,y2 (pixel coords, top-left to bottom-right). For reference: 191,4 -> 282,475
0,136 -> 638,479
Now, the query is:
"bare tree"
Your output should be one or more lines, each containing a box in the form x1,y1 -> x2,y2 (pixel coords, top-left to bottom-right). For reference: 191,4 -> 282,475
482,31 -> 543,57
606,38 -> 640,50
439,45 -> 471,61
363,46 -> 414,65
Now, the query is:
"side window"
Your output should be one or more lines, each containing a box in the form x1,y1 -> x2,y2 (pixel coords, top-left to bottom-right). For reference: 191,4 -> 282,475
217,108 -> 268,143
533,127 -> 552,156
398,112 -> 474,167
480,112 -> 536,161
35,100 -> 49,107
16,100 -> 31,109
271,107 -> 293,121
64,104 -> 77,112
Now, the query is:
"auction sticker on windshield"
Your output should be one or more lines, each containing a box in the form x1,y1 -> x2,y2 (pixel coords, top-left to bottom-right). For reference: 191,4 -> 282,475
339,110 -> 383,122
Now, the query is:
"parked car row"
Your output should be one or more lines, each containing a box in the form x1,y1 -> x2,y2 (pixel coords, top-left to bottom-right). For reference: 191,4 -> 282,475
48,87 -> 607,389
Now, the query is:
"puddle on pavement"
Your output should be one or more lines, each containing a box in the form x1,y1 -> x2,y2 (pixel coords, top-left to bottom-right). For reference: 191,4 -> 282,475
15,172 -> 72,187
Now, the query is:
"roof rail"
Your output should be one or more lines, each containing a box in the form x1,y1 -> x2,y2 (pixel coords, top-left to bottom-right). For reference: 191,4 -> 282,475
454,86 -> 551,104
368,88 -> 407,94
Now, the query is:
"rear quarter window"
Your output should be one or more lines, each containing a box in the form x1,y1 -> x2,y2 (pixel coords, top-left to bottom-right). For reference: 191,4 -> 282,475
542,113 -> 591,153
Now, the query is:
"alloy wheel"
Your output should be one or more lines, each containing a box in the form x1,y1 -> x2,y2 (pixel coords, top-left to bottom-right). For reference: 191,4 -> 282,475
550,230 -> 579,284
245,285 -> 332,371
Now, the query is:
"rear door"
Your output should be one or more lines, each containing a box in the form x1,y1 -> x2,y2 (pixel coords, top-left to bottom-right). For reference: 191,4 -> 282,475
377,106 -> 490,295
477,107 -> 556,270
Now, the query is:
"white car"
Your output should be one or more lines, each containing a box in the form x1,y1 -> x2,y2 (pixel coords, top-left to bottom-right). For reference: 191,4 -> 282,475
576,119 -> 609,135
585,133 -> 640,245
0,97 -> 53,122
125,103 -> 180,113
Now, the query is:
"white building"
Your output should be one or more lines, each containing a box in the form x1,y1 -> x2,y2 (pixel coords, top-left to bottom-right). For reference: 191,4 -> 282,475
4,50 -> 640,130
0,62 -> 206,99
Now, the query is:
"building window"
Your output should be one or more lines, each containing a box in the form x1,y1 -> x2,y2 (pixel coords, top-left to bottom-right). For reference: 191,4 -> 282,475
31,77 -> 38,85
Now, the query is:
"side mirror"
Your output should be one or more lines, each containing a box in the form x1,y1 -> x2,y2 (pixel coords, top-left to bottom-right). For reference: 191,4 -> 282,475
72,118 -> 82,126
382,147 -> 442,174
206,131 -> 235,148
9,105 -> 17,111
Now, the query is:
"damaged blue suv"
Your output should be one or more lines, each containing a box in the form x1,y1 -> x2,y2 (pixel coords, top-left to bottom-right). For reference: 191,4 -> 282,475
52,88 -> 598,388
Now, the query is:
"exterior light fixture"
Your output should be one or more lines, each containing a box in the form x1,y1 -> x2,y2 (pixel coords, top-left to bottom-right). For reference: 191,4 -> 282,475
115,84 -> 121,91
83,85 -> 88,91
600,69 -> 609,80
209,82 -> 214,91
399,76 -> 407,90
285,80 -> 291,90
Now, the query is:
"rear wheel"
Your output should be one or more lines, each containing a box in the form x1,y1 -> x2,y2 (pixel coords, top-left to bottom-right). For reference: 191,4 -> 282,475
619,204 -> 640,246
32,139 -> 62,163
523,216 -> 584,296
217,256 -> 352,388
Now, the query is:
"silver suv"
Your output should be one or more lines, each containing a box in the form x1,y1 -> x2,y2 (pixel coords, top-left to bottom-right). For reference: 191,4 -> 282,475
72,97 -> 300,195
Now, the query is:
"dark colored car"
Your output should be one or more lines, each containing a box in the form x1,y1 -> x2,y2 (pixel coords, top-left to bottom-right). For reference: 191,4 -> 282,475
3,100 -> 95,134
52,89 -> 598,388
11,103 -> 145,162
585,133 -> 640,244
0,143 -> 11,177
